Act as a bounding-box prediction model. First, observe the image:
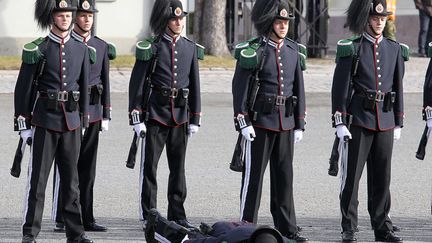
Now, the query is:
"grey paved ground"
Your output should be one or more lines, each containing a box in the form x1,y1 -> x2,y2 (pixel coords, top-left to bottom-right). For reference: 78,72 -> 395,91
1,57 -> 432,242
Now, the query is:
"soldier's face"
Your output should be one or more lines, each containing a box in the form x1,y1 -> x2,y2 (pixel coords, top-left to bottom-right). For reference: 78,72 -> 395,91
272,19 -> 289,40
368,15 -> 387,36
52,11 -> 73,32
75,12 -> 94,32
167,17 -> 184,36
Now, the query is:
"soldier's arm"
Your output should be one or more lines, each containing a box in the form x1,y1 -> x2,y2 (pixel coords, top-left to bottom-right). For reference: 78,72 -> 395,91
101,43 -> 111,120
80,46 -> 91,128
187,44 -> 201,126
14,62 -> 38,131
331,55 -> 353,127
423,47 -> 432,116
393,45 -> 405,127
232,62 -> 253,124
293,54 -> 306,131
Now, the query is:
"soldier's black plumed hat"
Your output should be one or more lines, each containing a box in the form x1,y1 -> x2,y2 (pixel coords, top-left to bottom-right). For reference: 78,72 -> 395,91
346,0 -> 392,34
77,0 -> 98,13
150,0 -> 188,36
251,0 -> 294,36
35,0 -> 77,30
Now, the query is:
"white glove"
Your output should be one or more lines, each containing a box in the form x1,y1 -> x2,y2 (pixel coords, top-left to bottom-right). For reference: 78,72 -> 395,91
101,119 -> 109,132
134,123 -> 147,137
427,119 -> 432,129
394,126 -> 401,141
20,129 -> 32,141
241,126 -> 256,141
294,129 -> 303,143
336,125 -> 352,140
188,124 -> 199,137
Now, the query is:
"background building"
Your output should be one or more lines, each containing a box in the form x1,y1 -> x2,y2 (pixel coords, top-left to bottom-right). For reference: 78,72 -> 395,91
0,0 -> 419,56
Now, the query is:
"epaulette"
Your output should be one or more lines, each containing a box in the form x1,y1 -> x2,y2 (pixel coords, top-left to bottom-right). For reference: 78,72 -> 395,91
336,36 -> 360,62
183,36 -> 205,60
235,37 -> 261,69
135,36 -> 156,61
234,37 -> 259,60
427,42 -> 432,59
297,43 -> 307,71
88,46 -> 96,64
95,36 -> 117,60
399,43 -> 409,62
22,37 -> 45,64
107,42 -> 117,60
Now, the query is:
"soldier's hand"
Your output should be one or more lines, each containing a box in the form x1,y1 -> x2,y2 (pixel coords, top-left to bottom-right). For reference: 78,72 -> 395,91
427,119 -> 432,129
336,125 -> 352,140
101,119 -> 109,132
394,126 -> 401,141
20,129 -> 33,141
188,124 -> 199,137
134,123 -> 147,137
294,129 -> 303,143
241,126 -> 256,142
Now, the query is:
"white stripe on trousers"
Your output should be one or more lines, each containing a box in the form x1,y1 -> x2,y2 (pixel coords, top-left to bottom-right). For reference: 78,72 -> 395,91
139,137 -> 146,221
22,127 -> 35,228
51,165 -> 61,222
239,138 -> 251,221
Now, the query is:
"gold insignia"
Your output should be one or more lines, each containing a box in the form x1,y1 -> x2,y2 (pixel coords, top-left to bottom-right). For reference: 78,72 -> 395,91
82,0 -> 90,10
59,0 -> 68,8
174,7 -> 182,16
375,3 -> 384,14
280,9 -> 288,18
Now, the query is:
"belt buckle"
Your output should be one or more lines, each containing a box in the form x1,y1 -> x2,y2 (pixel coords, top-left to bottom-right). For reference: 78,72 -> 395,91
170,88 -> 178,98
57,91 -> 68,102
275,95 -> 286,106
375,91 -> 384,102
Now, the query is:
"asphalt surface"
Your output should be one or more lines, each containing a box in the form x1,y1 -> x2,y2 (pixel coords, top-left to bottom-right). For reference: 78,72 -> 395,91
1,57 -> 432,242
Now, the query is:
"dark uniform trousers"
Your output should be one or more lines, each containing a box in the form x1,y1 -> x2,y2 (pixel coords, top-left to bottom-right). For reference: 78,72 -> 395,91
240,127 -> 296,236
24,126 -> 83,240
340,125 -> 393,233
53,121 -> 101,224
141,120 -> 188,221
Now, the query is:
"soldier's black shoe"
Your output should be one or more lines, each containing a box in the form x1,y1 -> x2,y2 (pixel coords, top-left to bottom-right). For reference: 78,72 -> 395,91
286,232 -> 309,242
392,225 -> 401,232
341,231 -> 357,242
22,235 -> 36,243
374,231 -> 403,242
84,222 -> 107,232
175,219 -> 196,229
53,222 -> 65,232
66,235 -> 94,243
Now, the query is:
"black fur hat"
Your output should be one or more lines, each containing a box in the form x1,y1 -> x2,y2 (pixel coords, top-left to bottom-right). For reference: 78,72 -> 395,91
345,0 -> 392,34
77,0 -> 98,13
35,0 -> 77,30
251,0 -> 293,36
150,0 -> 188,36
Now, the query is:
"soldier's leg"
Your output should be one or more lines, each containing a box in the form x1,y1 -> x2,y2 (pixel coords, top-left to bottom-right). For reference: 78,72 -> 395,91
52,162 -> 65,229
269,129 -> 297,236
166,123 -> 188,220
240,127 -> 272,223
340,126 -> 372,232
56,128 -> 85,240
22,127 -> 58,238
140,121 -> 169,221
77,121 -> 100,224
367,130 -> 393,232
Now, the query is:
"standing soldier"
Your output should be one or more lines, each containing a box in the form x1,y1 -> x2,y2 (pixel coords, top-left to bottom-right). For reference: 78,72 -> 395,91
52,0 -> 115,233
14,0 -> 93,242
332,0 -> 407,241
128,0 -> 203,230
232,0 -> 307,241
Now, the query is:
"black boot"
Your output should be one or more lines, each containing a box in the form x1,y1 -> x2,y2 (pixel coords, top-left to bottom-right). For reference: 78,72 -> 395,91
374,231 -> 403,242
342,231 -> 357,242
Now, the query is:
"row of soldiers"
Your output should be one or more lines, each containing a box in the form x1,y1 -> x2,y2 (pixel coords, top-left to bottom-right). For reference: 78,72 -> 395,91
11,0 -> 431,242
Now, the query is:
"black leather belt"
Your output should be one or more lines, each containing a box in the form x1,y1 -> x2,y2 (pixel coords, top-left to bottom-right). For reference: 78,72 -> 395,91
152,85 -> 180,98
39,90 -> 69,102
